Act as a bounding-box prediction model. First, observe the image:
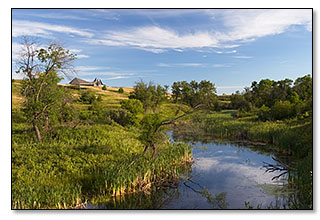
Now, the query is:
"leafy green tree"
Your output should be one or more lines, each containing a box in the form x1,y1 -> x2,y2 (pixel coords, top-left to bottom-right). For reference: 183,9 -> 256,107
171,80 -> 217,108
102,85 -> 107,90
230,91 -> 252,112
129,80 -> 167,112
16,38 -> 76,142
293,74 -> 312,101
139,113 -> 168,158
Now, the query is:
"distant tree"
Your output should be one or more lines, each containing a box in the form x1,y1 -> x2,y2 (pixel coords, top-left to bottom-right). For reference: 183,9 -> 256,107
129,80 -> 167,112
102,85 -> 107,90
230,91 -> 252,112
16,37 -> 76,142
293,74 -> 312,102
171,80 -> 217,108
118,87 -> 124,93
172,81 -> 182,102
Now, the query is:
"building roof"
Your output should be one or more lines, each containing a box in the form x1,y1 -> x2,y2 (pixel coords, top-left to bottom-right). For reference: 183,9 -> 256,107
69,77 -> 90,84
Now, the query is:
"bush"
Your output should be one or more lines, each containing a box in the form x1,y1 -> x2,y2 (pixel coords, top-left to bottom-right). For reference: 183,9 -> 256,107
270,101 -> 294,120
118,87 -> 124,93
79,91 -> 96,104
106,109 -> 132,126
120,99 -> 144,115
257,105 -> 271,121
102,85 -> 107,91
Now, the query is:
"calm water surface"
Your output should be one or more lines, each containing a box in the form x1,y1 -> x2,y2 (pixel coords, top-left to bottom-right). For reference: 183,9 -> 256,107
162,132 -> 289,209
91,131 -> 292,209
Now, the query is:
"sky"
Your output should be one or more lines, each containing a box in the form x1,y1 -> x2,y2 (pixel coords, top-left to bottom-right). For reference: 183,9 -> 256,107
11,9 -> 312,94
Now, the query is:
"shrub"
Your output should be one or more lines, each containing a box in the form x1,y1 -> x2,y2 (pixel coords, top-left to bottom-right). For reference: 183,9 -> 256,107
270,100 -> 294,120
79,90 -> 96,104
257,104 -> 271,121
118,87 -> 124,93
102,85 -> 107,90
106,109 -> 132,126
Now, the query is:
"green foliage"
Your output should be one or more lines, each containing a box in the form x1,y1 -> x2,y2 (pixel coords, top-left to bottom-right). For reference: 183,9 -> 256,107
139,113 -> 168,147
230,91 -> 252,111
118,87 -> 124,93
171,80 -> 217,108
257,104 -> 271,121
105,109 -> 133,126
293,74 -> 312,101
12,124 -> 191,209
230,75 -> 312,121
79,90 -> 97,104
21,71 -> 69,133
270,101 -> 294,120
129,80 -> 167,112
102,85 -> 107,90
121,99 -> 144,115
120,99 -> 144,126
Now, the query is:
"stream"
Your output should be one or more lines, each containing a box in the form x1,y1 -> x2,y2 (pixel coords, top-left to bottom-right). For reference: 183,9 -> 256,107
90,130 -> 294,209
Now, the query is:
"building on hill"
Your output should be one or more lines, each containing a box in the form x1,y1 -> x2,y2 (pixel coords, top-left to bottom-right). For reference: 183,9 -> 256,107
69,77 -> 104,86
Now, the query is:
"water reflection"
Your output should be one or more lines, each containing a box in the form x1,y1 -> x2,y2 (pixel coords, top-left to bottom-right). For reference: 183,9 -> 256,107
92,130 -> 293,209
163,130 -> 292,209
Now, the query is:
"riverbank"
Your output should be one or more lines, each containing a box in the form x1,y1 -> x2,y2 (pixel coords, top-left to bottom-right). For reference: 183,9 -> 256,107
12,123 -> 191,209
173,109 -> 312,209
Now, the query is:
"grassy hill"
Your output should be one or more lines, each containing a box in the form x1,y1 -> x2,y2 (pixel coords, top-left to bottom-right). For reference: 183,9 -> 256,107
11,79 -> 191,209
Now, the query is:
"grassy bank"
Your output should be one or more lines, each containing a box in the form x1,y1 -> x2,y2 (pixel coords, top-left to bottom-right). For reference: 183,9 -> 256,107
179,109 -> 312,208
12,123 -> 191,209
185,110 -> 312,156
12,80 -> 191,209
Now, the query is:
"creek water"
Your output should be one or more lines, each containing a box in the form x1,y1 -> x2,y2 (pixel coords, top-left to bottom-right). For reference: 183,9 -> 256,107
90,130 -> 293,209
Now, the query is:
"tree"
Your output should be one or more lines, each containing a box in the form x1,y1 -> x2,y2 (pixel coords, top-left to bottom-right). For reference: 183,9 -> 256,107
293,75 -> 312,102
171,80 -> 217,108
129,80 -> 167,112
16,37 -> 76,142
230,91 -> 252,112
140,103 -> 205,158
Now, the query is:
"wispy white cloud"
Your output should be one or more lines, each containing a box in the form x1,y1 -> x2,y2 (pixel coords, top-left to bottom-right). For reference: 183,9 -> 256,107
86,26 -> 220,52
105,76 -> 130,80
85,9 -> 311,53
206,9 -> 311,42
12,20 -> 94,38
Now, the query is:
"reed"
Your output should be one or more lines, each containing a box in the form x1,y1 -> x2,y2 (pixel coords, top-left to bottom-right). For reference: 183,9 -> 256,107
12,123 -> 191,209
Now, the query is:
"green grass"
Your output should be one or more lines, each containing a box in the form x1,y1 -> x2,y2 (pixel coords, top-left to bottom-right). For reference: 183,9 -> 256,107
187,110 -> 312,156
12,123 -> 191,209
12,80 -> 192,209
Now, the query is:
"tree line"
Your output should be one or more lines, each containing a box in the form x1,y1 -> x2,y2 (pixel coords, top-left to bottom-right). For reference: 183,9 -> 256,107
230,75 -> 312,121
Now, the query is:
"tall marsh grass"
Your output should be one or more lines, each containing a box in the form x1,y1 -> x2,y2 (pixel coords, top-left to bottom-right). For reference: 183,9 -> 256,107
12,124 -> 191,209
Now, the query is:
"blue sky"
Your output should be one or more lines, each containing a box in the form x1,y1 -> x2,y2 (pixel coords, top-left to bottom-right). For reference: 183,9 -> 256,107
12,9 -> 312,94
